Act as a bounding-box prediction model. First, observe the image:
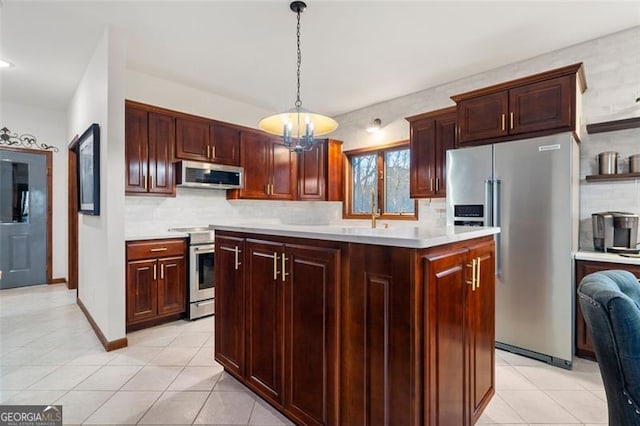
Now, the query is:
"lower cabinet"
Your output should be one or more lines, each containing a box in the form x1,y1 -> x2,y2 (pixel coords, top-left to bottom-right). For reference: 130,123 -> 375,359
215,233 -> 340,425
126,239 -> 186,331
575,259 -> 640,361
422,238 -> 495,426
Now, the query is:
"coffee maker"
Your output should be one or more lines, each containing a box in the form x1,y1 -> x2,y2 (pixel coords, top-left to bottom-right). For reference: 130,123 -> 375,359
592,212 -> 639,253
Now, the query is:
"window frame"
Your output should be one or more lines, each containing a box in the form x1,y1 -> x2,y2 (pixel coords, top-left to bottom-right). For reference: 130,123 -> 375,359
343,140 -> 418,221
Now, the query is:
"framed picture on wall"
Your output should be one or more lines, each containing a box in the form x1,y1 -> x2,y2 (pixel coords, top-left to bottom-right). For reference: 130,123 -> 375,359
77,123 -> 100,215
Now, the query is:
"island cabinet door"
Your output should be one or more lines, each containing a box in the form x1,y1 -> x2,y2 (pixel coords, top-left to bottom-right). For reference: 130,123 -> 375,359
215,236 -> 246,378
341,245 -> 417,425
466,240 -> 496,424
245,239 -> 285,404
283,243 -> 340,426
423,247 -> 470,426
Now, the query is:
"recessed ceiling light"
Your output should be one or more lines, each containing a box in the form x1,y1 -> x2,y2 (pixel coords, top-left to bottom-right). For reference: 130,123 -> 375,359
0,59 -> 14,68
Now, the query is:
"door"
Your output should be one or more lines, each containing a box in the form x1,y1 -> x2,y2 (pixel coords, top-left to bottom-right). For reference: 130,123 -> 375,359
467,240 -> 495,423
445,145 -> 493,227
297,141 -> 326,201
270,139 -> 297,200
245,239 -> 284,404
423,247 -> 469,426
126,259 -> 158,323
157,255 -> 186,315
148,112 -> 175,195
409,118 -> 437,198
239,131 -> 270,198
124,105 -> 148,194
0,149 -> 48,288
284,243 -> 339,425
456,91 -> 508,145
215,236 -> 245,377
176,117 -> 210,162
434,113 -> 456,197
210,123 -> 240,166
494,134 -> 575,363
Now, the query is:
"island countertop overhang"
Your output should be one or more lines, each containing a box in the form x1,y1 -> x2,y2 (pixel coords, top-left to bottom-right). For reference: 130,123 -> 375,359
209,222 -> 499,249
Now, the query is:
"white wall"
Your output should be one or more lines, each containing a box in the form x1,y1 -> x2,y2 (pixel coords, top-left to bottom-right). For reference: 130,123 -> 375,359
1,101 -> 68,279
126,69 -> 273,128
330,26 -> 640,244
67,27 -> 126,342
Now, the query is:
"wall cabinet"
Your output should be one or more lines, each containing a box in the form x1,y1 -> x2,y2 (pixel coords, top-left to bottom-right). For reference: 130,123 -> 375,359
451,63 -> 586,146
232,131 -> 297,200
126,238 -> 186,331
298,139 -> 343,201
406,107 -> 456,198
575,259 -> 640,361
214,232 -> 340,425
175,117 -> 241,166
125,102 -> 175,196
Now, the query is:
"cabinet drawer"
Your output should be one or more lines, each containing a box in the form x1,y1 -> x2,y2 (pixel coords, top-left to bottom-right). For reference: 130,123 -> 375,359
127,239 -> 186,261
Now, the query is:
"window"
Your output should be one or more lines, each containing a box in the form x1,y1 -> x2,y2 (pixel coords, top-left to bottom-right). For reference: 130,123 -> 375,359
344,141 -> 417,220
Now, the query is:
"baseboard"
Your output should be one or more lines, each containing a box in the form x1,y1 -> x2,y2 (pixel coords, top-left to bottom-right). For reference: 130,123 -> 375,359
77,297 -> 128,352
50,278 -> 66,285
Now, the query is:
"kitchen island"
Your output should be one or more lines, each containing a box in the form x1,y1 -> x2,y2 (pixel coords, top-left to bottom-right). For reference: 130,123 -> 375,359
212,223 -> 499,426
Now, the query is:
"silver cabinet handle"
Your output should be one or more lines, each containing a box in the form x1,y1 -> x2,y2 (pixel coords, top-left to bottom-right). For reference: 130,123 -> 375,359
282,255 -> 289,282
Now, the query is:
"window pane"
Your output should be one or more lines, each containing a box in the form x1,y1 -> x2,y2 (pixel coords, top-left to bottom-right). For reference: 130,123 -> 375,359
352,153 -> 377,213
0,161 -> 29,223
384,149 -> 413,214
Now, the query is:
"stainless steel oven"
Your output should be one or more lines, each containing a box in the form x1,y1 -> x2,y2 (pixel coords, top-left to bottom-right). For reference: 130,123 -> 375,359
189,242 -> 215,318
169,227 -> 215,319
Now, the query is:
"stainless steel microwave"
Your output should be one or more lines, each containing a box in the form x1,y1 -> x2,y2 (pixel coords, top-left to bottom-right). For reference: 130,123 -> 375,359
176,161 -> 244,189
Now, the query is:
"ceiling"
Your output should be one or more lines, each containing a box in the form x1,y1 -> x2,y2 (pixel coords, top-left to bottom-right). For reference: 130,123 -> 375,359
1,1 -> 639,117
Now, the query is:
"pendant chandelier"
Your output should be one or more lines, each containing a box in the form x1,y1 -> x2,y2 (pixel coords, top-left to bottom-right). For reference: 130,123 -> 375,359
258,1 -> 338,152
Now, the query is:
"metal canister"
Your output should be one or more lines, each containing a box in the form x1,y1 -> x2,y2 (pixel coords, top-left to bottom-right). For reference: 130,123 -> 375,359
597,151 -> 619,175
629,154 -> 640,174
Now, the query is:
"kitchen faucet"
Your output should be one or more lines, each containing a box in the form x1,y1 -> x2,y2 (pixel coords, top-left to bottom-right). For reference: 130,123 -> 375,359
370,188 -> 380,228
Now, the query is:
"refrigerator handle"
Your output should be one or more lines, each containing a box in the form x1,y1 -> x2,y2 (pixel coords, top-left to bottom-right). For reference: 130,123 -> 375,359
493,179 -> 502,277
484,179 -> 493,226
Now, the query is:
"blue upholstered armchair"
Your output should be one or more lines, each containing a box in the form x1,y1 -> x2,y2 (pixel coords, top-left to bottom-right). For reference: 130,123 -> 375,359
578,270 -> 640,426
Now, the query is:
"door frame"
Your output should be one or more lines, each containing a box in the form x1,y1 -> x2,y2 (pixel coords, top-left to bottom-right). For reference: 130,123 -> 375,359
67,136 -> 79,290
0,146 -> 53,284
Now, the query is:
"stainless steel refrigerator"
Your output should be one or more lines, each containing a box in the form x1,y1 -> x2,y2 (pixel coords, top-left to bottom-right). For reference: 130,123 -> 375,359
446,133 -> 579,368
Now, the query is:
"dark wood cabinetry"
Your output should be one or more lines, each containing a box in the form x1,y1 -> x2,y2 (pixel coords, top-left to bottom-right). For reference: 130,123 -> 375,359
452,63 -> 586,146
214,231 -> 340,425
297,139 -> 343,201
215,230 -> 495,425
210,123 -> 240,165
245,239 -> 285,403
232,131 -> 297,200
125,102 -> 175,196
175,118 -> 241,166
126,238 -> 186,331
406,107 -> 456,198
215,235 -> 246,377
422,238 -> 495,426
575,259 -> 640,361
175,117 -> 210,162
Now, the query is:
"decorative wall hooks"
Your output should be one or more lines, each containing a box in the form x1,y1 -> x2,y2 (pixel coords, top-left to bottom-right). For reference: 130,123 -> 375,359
0,127 -> 59,152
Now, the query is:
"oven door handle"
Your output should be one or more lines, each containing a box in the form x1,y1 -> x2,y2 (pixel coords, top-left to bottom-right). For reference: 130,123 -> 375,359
192,245 -> 215,253
195,300 -> 214,307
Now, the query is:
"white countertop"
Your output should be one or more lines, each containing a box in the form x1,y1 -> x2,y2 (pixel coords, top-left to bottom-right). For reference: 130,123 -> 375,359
209,223 -> 500,249
575,250 -> 640,266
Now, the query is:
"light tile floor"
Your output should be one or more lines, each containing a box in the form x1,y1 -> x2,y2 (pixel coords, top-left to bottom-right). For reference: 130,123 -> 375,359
1,284 -> 607,425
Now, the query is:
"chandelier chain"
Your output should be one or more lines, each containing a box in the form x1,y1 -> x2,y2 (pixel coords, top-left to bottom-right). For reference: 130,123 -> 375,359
295,9 -> 302,108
